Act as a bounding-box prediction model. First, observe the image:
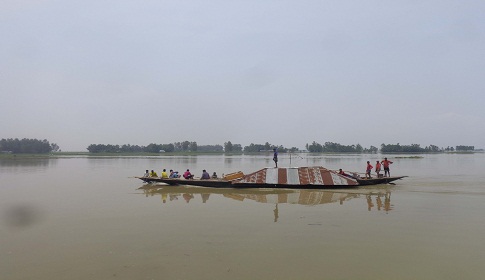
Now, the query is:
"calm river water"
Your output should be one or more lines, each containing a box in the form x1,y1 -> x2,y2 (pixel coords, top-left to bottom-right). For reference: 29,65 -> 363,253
1,153 -> 485,280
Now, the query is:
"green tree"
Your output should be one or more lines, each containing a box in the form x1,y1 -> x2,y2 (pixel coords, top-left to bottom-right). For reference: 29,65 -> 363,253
182,141 -> 190,151
233,144 -> 243,152
264,142 -> 271,151
189,141 -> 198,151
224,141 -> 233,152
1,138 -> 58,153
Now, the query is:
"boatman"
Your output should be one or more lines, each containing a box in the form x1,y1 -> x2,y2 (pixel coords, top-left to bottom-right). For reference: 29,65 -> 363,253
375,160 -> 382,177
381,158 -> 393,177
273,148 -> 278,168
366,161 -> 373,179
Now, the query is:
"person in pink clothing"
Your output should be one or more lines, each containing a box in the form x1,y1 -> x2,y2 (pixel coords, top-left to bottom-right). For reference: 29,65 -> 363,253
183,169 -> 194,179
381,157 -> 393,177
366,161 -> 373,179
375,160 -> 382,177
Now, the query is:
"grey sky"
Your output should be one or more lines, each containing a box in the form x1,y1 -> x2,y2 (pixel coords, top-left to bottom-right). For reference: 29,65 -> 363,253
1,0 -> 484,151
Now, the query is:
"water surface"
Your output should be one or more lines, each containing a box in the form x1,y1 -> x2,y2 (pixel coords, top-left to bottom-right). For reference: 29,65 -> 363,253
1,154 -> 485,279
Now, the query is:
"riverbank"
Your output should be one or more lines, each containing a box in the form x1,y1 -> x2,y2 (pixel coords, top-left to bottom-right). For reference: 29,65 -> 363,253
1,150 -> 483,160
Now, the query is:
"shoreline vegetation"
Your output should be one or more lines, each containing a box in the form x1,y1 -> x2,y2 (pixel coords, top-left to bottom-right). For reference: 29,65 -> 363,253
1,138 -> 481,157
0,150 -> 482,160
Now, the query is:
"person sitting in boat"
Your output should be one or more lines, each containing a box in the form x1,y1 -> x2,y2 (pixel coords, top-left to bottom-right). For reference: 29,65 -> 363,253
170,171 -> 180,178
338,168 -> 348,176
212,172 -> 218,179
161,169 -> 169,178
143,170 -> 149,177
149,170 -> 158,177
338,169 -> 354,179
201,169 -> 210,179
183,169 -> 194,179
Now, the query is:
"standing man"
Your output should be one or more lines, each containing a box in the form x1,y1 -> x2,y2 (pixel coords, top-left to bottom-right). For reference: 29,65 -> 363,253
273,148 -> 278,168
381,157 -> 393,177
375,160 -> 382,177
366,161 -> 373,179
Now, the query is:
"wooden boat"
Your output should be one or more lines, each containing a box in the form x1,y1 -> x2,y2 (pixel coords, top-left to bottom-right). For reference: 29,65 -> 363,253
137,166 -> 406,189
137,166 -> 364,189
356,176 -> 407,185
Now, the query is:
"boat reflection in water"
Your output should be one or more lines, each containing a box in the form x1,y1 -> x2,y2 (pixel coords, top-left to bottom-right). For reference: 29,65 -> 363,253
137,184 -> 393,220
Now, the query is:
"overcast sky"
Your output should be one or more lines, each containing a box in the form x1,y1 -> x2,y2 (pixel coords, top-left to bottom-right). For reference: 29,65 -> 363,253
1,0 -> 484,151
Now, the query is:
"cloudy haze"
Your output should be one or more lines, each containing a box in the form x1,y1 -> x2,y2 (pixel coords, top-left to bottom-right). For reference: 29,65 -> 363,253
1,0 -> 484,151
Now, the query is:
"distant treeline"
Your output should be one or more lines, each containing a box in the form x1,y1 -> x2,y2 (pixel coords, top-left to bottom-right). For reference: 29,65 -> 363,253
88,141 -> 193,153
1,137 -> 475,154
305,141 -> 378,153
380,144 -> 474,153
86,140 -> 475,154
86,141 -> 298,153
242,142 -> 299,153
455,145 -> 474,151
87,141 -> 228,153
0,138 -> 60,154
307,142 -> 475,153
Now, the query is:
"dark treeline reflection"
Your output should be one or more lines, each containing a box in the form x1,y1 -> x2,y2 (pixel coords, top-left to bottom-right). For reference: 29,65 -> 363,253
0,158 -> 56,168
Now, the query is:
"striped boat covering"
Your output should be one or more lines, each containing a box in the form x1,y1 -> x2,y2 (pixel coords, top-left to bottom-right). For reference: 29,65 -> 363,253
235,166 -> 358,186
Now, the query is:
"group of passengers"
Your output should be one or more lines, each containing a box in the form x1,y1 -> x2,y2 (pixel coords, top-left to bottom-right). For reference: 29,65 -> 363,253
143,169 -> 218,180
338,157 -> 394,179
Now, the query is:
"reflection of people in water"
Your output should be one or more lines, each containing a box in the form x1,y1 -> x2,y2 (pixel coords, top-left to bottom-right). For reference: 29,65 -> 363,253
273,204 -> 279,223
384,192 -> 391,212
139,186 -> 394,215
376,195 -> 382,211
365,192 -> 392,212
201,193 -> 210,203
183,193 -> 194,203
366,195 -> 374,211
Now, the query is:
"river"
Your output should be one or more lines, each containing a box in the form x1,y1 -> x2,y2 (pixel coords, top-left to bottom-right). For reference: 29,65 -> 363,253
1,153 -> 484,279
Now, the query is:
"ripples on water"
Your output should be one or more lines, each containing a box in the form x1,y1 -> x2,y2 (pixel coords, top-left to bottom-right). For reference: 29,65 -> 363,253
1,153 -> 485,279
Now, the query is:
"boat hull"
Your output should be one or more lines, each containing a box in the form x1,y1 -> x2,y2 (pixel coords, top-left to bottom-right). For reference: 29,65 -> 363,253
137,177 -> 359,189
356,176 -> 407,185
